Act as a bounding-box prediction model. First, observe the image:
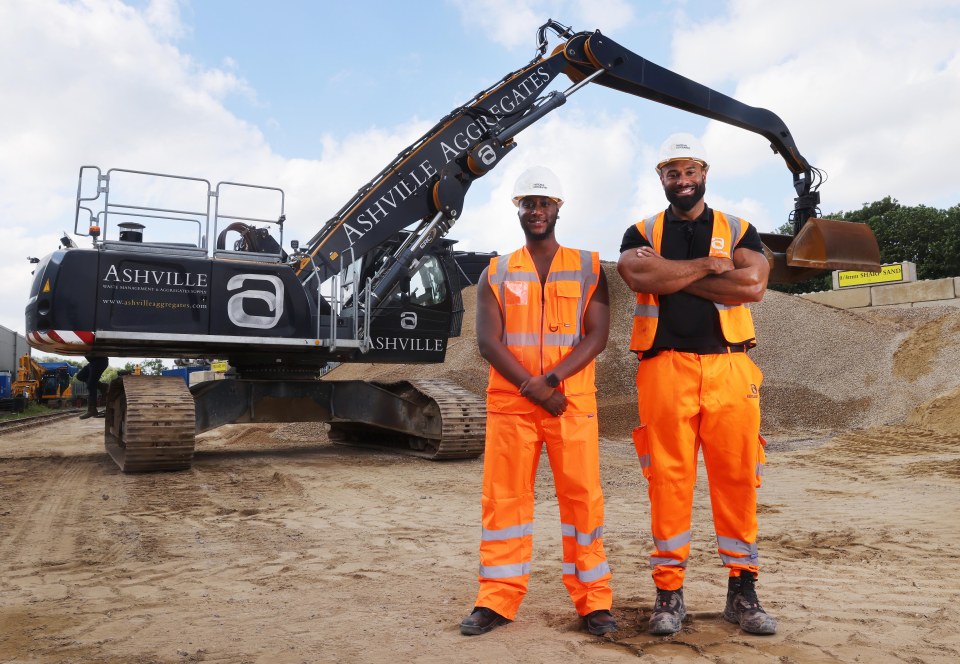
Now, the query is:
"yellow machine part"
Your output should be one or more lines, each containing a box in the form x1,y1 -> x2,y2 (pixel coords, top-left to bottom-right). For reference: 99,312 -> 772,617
760,218 -> 881,284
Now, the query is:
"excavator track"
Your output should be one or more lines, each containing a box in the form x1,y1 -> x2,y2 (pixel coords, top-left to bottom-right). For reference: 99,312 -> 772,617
104,376 -> 196,472
328,379 -> 486,460
409,379 -> 486,459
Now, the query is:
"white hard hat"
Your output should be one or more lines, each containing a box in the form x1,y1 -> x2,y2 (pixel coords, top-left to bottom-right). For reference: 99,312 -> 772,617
512,166 -> 564,206
656,133 -> 709,171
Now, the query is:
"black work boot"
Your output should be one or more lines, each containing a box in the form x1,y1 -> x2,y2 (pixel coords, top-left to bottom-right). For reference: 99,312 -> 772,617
649,587 -> 685,635
723,574 -> 777,635
583,609 -> 618,636
79,401 -> 99,420
459,607 -> 509,636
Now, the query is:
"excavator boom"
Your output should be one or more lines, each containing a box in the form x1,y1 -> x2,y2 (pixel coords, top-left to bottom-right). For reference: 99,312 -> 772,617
301,23 -> 877,298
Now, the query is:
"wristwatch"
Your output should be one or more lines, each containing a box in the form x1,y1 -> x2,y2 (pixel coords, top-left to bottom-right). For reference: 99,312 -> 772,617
545,373 -> 560,388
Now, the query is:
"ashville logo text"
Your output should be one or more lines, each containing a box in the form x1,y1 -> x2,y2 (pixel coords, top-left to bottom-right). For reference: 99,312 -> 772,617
341,65 -> 553,245
102,265 -> 208,288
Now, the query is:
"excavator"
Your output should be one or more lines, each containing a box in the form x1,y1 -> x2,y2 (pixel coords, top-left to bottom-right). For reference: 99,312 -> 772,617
24,21 -> 880,472
12,354 -> 75,404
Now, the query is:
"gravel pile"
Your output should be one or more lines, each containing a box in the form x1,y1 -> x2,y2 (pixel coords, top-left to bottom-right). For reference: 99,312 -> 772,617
327,263 -> 960,438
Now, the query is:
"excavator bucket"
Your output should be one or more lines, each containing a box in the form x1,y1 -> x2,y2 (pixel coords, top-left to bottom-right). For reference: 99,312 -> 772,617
760,218 -> 881,284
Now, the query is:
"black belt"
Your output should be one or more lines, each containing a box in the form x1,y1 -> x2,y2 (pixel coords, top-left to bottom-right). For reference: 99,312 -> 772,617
640,344 -> 748,360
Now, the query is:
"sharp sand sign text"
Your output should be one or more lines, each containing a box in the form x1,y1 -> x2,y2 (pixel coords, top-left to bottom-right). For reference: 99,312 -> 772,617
837,264 -> 904,288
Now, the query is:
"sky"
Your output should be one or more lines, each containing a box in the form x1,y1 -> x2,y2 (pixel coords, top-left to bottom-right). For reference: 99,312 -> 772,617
2,0 -> 960,344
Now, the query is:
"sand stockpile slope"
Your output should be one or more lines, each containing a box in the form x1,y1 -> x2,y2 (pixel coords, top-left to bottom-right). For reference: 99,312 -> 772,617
327,263 -> 960,437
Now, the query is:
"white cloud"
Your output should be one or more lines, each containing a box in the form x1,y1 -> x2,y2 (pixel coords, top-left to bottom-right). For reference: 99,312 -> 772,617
143,0 -> 187,40
447,0 -> 637,50
0,0 -> 429,335
456,109 -> 644,259
675,0 -> 960,215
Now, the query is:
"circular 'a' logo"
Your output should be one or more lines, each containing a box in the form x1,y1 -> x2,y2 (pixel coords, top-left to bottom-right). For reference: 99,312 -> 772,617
709,236 -> 727,257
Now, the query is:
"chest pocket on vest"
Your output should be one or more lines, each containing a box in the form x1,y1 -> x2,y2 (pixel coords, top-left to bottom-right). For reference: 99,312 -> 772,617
504,280 -> 529,306
548,280 -> 581,332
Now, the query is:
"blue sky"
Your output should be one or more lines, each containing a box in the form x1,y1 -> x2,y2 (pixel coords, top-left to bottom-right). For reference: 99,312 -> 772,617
2,0 -> 960,341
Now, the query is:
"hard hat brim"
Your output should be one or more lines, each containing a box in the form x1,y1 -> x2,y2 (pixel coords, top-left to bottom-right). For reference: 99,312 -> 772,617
513,195 -> 564,207
656,157 -> 709,171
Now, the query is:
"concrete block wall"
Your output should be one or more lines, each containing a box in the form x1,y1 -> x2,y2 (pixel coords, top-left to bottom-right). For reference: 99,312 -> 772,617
798,277 -> 960,311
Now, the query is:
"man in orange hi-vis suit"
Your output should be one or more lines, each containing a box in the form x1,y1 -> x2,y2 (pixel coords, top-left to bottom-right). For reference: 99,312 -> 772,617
617,134 -> 777,637
459,166 -> 616,637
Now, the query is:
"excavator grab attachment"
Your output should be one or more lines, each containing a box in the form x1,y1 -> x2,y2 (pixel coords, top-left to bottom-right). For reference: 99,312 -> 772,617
762,218 -> 882,283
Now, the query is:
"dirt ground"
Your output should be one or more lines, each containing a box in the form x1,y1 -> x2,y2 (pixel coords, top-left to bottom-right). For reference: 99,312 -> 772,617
3,276 -> 960,663
1,413 -> 958,663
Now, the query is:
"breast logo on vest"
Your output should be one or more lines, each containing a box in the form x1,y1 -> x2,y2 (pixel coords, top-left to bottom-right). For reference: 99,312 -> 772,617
505,281 -> 528,305
709,236 -> 727,257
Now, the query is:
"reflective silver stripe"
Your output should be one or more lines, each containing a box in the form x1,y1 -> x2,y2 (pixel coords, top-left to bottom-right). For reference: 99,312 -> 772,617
503,332 -> 540,346
756,462 -> 765,477
642,214 -> 659,244
717,536 -> 758,556
561,523 -> 604,546
561,561 -> 611,582
654,531 -> 692,552
489,267 -> 538,285
712,213 -> 742,314
637,453 -> 650,469
544,333 -> 578,347
649,556 -> 687,568
579,250 -> 598,285
479,562 -> 531,578
634,303 -> 659,318
482,523 -> 534,541
719,551 -> 759,566
546,270 -> 581,282
725,213 -> 744,247
492,254 -> 511,286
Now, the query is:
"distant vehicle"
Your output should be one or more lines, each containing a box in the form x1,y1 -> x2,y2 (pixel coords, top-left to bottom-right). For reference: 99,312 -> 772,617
12,354 -> 76,404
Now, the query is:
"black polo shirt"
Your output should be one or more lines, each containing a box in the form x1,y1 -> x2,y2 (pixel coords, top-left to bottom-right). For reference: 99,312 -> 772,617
619,206 -> 764,352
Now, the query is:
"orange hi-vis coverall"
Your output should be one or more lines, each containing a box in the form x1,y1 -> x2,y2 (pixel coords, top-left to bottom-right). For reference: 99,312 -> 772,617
474,246 -> 613,620
630,211 -> 766,591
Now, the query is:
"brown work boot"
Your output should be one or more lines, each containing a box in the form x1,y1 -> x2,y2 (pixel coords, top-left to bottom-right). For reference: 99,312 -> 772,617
723,573 -> 777,635
583,609 -> 618,635
459,607 -> 509,636
649,587 -> 685,635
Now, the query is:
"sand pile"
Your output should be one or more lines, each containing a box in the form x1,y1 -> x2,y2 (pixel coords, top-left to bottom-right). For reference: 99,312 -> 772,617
327,263 -> 960,438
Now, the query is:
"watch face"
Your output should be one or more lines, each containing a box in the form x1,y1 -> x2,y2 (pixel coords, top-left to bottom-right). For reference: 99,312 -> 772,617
546,373 -> 560,388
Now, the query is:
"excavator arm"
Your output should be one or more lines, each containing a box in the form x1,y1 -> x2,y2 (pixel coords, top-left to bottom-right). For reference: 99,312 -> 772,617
561,28 -> 880,281
300,21 -> 878,300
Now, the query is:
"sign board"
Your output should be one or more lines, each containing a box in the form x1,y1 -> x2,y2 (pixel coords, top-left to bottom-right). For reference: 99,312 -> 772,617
833,262 -> 916,290
210,361 -> 229,373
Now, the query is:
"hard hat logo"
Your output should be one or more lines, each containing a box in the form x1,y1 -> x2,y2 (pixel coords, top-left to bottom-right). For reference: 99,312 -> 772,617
656,132 -> 709,172
512,166 -> 564,206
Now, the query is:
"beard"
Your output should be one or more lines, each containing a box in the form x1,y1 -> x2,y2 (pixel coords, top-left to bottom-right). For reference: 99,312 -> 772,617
521,218 -> 557,241
666,181 -> 706,211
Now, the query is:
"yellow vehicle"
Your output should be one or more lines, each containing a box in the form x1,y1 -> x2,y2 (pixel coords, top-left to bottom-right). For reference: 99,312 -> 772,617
12,354 -> 76,404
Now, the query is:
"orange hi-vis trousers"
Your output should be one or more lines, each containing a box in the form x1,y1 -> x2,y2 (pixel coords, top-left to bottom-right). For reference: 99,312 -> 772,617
474,398 -> 613,619
633,350 -> 766,591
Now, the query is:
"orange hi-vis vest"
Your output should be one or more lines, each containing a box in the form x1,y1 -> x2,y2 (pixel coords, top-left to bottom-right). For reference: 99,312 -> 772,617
629,210 -> 757,352
487,246 -> 600,408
